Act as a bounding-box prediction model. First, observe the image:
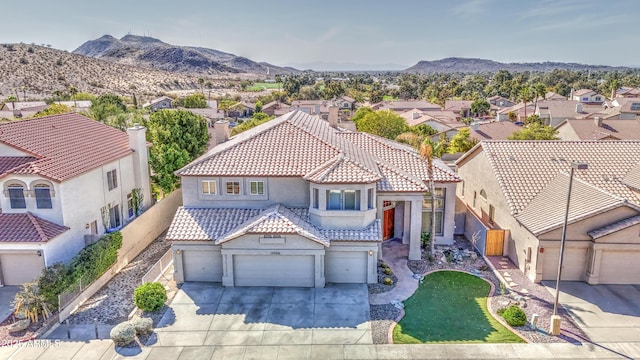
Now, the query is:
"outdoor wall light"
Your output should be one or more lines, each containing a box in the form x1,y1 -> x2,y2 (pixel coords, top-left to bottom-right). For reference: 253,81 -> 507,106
175,249 -> 181,255
36,250 -> 42,256
368,250 -> 374,256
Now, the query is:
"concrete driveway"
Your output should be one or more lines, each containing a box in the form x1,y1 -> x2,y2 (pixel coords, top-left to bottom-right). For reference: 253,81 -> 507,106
544,281 -> 640,343
0,285 -> 19,321
149,283 -> 372,349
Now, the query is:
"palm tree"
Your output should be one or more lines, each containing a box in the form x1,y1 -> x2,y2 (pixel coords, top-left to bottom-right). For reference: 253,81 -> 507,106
7,95 -> 17,110
519,86 -> 533,121
69,86 -> 78,109
197,78 -> 205,94
609,78 -> 620,100
205,80 -> 213,100
419,140 -> 437,255
532,83 -> 546,110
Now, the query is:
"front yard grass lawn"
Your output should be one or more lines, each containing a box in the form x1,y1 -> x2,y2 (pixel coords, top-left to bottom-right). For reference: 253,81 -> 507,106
393,271 -> 524,344
247,82 -> 282,91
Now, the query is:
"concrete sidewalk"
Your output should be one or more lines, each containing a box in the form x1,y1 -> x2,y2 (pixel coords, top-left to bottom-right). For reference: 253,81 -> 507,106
369,239 -> 419,305
2,340 -> 639,359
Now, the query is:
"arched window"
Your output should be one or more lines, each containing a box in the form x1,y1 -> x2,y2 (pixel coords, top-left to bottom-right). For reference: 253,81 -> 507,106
479,189 -> 488,201
7,184 -> 26,209
34,184 -> 52,209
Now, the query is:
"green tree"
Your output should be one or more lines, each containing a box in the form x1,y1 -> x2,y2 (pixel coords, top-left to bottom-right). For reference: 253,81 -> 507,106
470,99 -> 490,117
508,123 -> 559,140
148,110 -> 210,194
182,93 -> 207,108
352,107 -> 374,124
231,113 -> 275,136
447,128 -> 477,153
355,110 -> 408,140
525,114 -> 543,125
254,100 -> 263,113
6,95 -> 17,109
33,103 -> 71,118
518,87 -> 533,120
419,140 -> 437,255
409,123 -> 437,137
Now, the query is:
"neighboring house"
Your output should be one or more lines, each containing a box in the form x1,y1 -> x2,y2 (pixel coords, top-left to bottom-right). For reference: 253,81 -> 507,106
261,101 -> 290,116
371,100 -> 441,113
0,113 -> 152,285
496,103 -> 535,122
488,95 -> 515,109
227,101 -> 255,118
616,87 -> 640,98
290,100 -> 330,118
557,118 -> 640,140
142,96 -> 173,112
456,141 -> 640,285
337,96 -> 357,111
544,92 -> 567,101
444,100 -> 473,118
570,89 -> 605,104
535,100 -> 603,127
468,121 -> 522,141
0,101 -> 48,112
166,111 -> 460,287
400,109 -> 464,141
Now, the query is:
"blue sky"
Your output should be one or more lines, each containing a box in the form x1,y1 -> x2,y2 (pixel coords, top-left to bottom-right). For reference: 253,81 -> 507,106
2,0 -> 638,69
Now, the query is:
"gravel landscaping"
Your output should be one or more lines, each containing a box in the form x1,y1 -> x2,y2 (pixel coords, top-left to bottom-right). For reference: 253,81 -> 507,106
367,259 -> 398,294
68,235 -> 173,325
369,235 -> 586,344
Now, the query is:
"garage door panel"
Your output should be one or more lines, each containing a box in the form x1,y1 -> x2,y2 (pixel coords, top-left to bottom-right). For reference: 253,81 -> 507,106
234,255 -> 314,287
183,250 -> 223,282
1,254 -> 44,286
325,251 -> 367,283
542,248 -> 587,281
599,252 -> 640,284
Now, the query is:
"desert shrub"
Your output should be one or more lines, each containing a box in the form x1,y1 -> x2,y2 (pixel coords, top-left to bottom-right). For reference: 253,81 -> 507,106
383,277 -> 393,286
110,321 -> 136,346
500,305 -> 527,327
12,282 -> 51,323
384,268 -> 392,275
496,307 -> 506,316
131,317 -> 153,335
134,282 -> 167,312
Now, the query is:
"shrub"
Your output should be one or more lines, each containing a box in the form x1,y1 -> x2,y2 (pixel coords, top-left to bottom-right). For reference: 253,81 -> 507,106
383,277 -> 393,286
134,282 -> 167,312
420,232 -> 431,250
69,231 -> 122,283
110,321 -> 136,346
384,268 -> 392,275
38,262 -> 70,309
131,317 -> 153,335
12,282 -> 51,323
501,305 -> 527,327
496,307 -> 506,316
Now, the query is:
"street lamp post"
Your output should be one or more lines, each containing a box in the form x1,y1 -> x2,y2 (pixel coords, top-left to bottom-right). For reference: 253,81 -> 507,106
550,161 -> 588,336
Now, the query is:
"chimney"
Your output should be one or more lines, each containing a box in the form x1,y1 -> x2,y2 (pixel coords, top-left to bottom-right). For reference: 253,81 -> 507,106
413,112 -> 420,120
576,103 -> 583,113
314,104 -> 321,114
214,120 -> 230,144
594,116 -> 602,127
127,124 -> 151,209
470,121 -> 480,131
569,88 -> 574,100
328,106 -> 339,128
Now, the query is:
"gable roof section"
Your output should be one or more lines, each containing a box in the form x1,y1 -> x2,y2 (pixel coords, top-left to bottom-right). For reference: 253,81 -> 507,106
216,204 -> 329,246
0,113 -> 133,182
588,215 -> 640,240
0,156 -> 38,176
470,122 -> 521,141
304,154 -> 381,184
166,206 -> 381,243
515,173 -> 631,235
0,212 -> 69,243
457,141 -> 640,215
558,119 -> 640,140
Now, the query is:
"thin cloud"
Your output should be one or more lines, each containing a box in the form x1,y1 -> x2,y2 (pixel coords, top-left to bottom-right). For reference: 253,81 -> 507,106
452,0 -> 491,17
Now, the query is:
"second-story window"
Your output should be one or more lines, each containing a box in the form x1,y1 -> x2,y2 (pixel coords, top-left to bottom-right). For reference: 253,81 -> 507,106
313,188 -> 319,209
226,181 -> 240,195
327,190 -> 360,210
367,188 -> 374,209
34,184 -> 52,209
249,181 -> 264,195
202,180 -> 217,195
107,169 -> 118,191
8,184 -> 26,209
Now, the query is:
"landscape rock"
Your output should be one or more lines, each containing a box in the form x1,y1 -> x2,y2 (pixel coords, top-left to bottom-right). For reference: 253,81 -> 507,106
110,321 -> 136,346
131,317 -> 153,335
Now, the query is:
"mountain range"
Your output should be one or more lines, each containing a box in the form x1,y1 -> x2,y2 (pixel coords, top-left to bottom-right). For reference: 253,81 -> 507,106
404,57 -> 635,73
73,35 -> 299,76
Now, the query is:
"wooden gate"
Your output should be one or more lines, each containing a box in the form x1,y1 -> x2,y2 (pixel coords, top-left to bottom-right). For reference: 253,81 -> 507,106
383,208 -> 395,240
485,229 -> 505,256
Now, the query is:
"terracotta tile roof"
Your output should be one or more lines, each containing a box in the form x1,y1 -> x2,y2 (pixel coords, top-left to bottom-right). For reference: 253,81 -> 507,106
217,204 -> 329,246
0,212 -> 69,243
180,111 -> 459,192
458,141 -> 640,215
574,89 -> 595,96
558,119 -> 640,140
0,156 -> 37,176
374,100 -> 441,111
167,206 -> 382,243
0,113 -> 134,181
588,215 -> 640,239
623,163 -> 640,191
444,100 -> 473,112
516,173 -> 629,235
469,122 -> 522,141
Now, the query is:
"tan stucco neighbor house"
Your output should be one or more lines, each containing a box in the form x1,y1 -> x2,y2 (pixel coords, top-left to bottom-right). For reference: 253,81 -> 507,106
456,140 -> 640,285
166,111 -> 460,287
0,113 -> 152,285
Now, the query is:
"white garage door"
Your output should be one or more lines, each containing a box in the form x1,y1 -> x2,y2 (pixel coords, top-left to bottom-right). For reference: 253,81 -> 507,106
183,250 -> 223,282
599,251 -> 640,284
542,248 -> 587,281
234,255 -> 314,287
0,253 -> 44,286
325,251 -> 368,283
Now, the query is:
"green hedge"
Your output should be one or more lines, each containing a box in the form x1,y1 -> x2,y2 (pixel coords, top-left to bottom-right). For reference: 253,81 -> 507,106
38,231 -> 123,309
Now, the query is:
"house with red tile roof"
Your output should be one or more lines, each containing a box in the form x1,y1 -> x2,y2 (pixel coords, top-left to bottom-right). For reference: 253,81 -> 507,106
456,141 -> 640,285
166,111 -> 460,287
0,113 -> 152,285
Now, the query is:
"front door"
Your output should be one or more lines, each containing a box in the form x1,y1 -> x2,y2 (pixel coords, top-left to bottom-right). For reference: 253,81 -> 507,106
383,208 -> 395,240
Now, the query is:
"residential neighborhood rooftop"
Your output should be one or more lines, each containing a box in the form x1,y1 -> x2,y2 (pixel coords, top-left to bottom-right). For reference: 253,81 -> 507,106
0,212 -> 69,243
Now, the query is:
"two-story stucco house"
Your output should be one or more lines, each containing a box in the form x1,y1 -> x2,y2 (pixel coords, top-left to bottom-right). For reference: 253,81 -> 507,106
166,110 -> 460,287
0,113 -> 152,285
456,141 -> 640,285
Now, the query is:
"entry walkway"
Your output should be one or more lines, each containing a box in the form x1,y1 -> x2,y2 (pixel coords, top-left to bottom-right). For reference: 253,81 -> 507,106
369,239 -> 419,305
